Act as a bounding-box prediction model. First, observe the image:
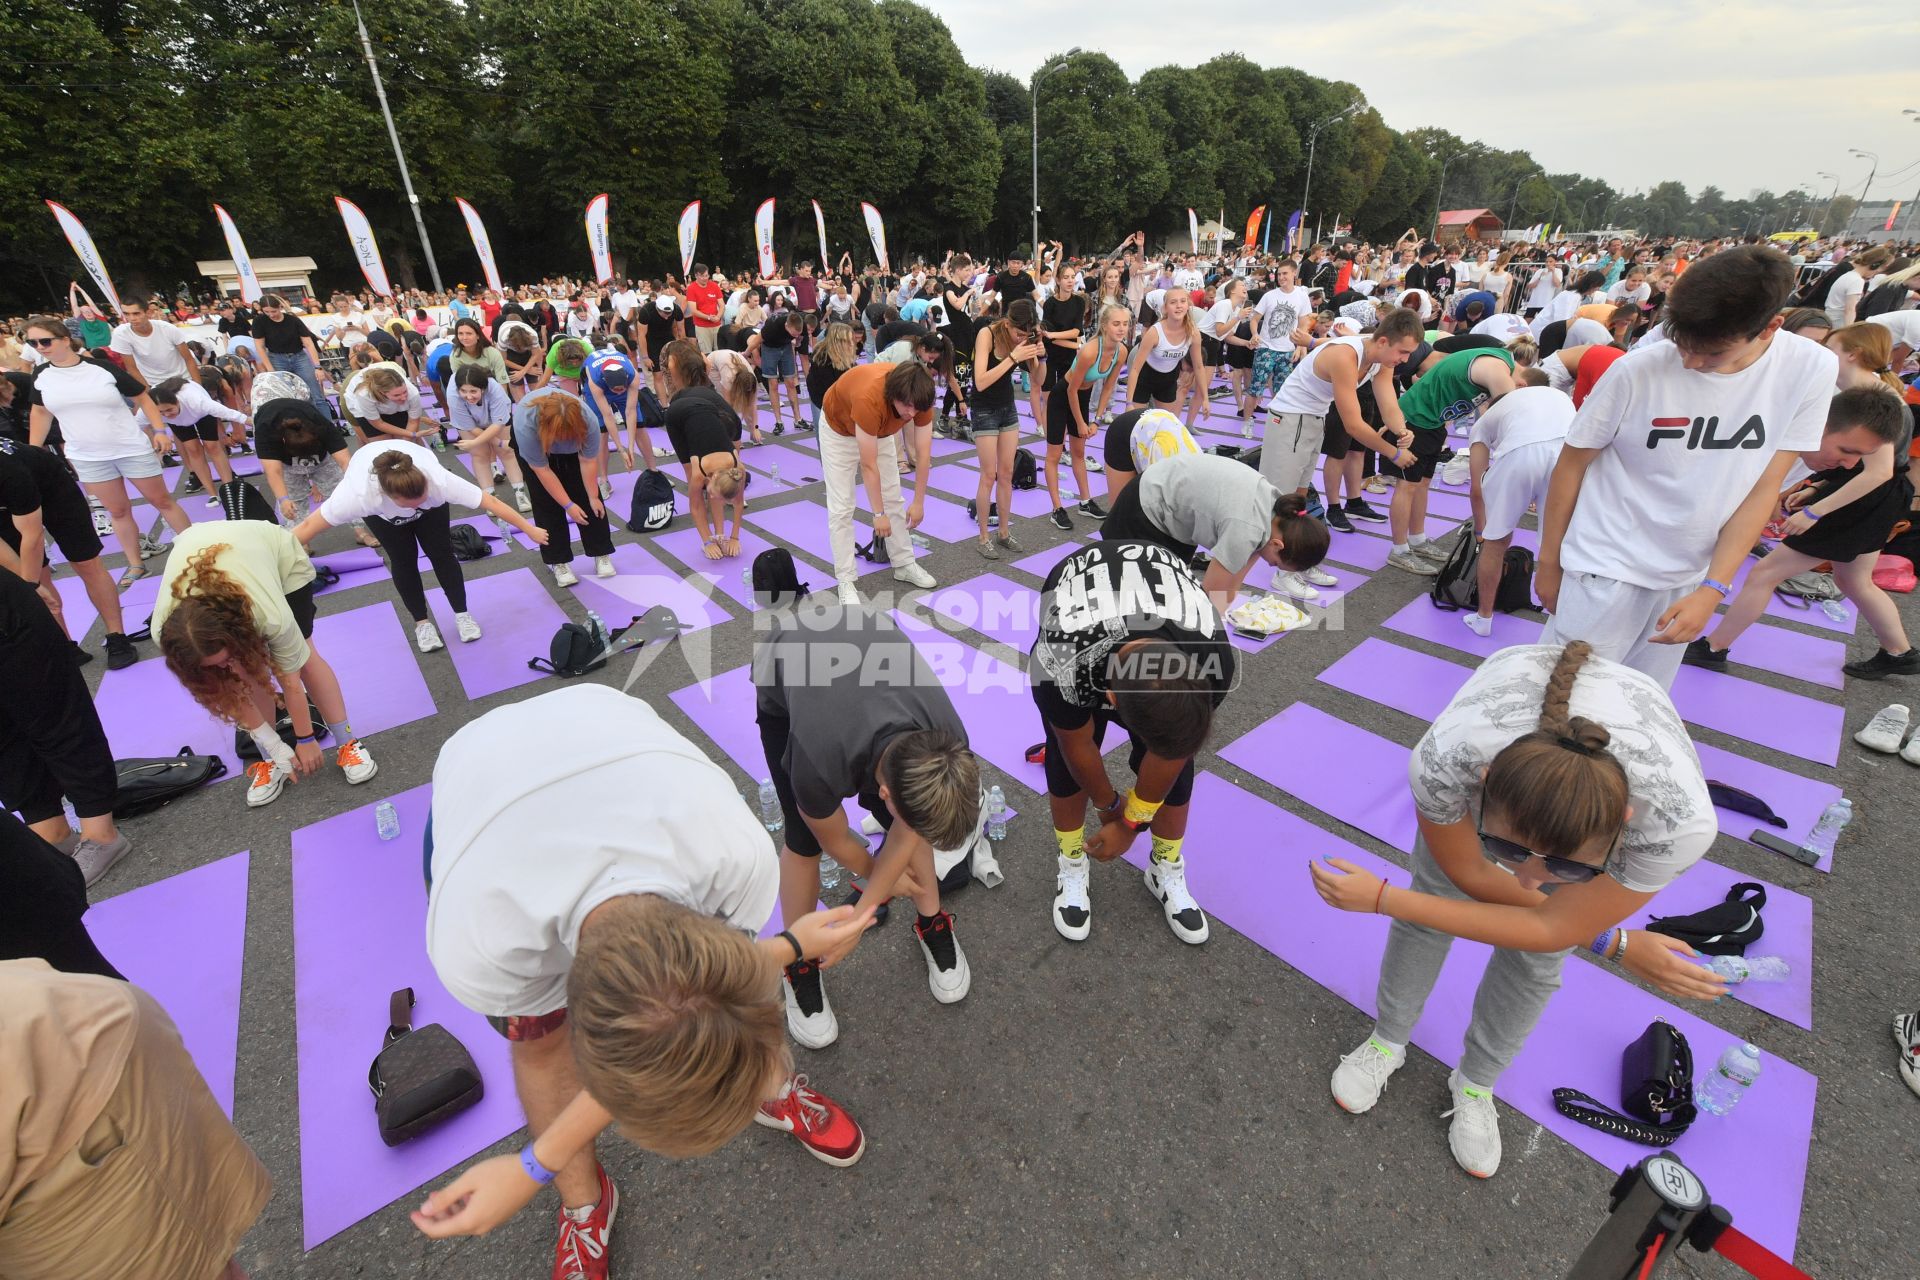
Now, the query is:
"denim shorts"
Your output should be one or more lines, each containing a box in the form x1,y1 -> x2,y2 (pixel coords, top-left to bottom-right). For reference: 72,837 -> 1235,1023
759,345 -> 797,379
970,405 -> 1021,437
70,451 -> 162,484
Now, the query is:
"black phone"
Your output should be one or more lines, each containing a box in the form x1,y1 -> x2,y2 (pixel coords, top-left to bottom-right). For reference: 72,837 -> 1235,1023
1749,829 -> 1821,867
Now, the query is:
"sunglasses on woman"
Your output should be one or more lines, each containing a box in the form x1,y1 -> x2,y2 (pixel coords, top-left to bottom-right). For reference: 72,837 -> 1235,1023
27,336 -> 59,348
1476,823 -> 1608,884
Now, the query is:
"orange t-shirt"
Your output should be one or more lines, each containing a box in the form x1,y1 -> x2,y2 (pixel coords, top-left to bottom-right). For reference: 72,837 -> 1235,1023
822,362 -> 933,439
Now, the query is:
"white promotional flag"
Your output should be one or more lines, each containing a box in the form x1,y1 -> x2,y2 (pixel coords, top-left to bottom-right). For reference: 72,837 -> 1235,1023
1188,207 -> 1200,253
677,200 -> 701,278
334,197 -> 394,296
754,198 -> 777,279
811,199 -> 830,271
860,201 -> 889,273
44,201 -> 123,314
584,194 -> 613,284
454,198 -> 504,295
212,204 -> 262,303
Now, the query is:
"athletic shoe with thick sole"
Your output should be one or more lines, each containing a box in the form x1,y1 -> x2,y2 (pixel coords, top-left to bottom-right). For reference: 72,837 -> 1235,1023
1411,538 -> 1455,566
1080,498 -> 1109,519
1444,1070 -> 1502,1178
1273,571 -> 1319,602
755,1074 -> 866,1166
1845,647 -> 1920,680
914,911 -> 971,1003
1304,566 -> 1338,588
836,583 -> 861,607
1049,507 -> 1073,531
783,961 -> 839,1048
414,619 -> 445,653
1053,854 -> 1091,941
1324,506 -> 1355,534
245,761 -> 290,808
337,738 -> 378,785
594,555 -> 616,578
1855,704 -> 1910,754
551,562 -> 580,587
1682,637 -> 1728,670
1143,857 -> 1209,944
1331,1035 -> 1406,1114
103,632 -> 138,670
453,612 -> 483,642
893,562 -> 936,589
1344,497 -> 1387,523
1387,547 -> 1441,577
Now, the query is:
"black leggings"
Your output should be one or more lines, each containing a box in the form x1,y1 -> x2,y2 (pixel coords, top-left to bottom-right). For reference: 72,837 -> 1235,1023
364,503 -> 465,621
1031,688 -> 1198,807
0,571 -> 117,824
526,451 -> 615,564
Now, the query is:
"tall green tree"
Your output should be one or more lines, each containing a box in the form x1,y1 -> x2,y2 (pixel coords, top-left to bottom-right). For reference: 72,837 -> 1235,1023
1135,65 -> 1224,243
1030,52 -> 1168,252
873,0 -> 1001,257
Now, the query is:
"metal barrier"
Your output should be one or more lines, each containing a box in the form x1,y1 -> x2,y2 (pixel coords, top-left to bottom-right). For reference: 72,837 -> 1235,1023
1564,1156 -> 1812,1280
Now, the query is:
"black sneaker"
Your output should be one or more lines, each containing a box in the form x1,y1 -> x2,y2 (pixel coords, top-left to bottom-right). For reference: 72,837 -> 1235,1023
844,878 -> 889,927
104,632 -> 137,670
782,960 -> 838,1048
1079,499 -> 1109,520
161,453 -> 180,468
71,641 -> 95,666
236,441 -> 254,455
182,471 -> 203,494
1325,506 -> 1356,534
1049,507 -> 1072,531
1682,637 -> 1727,670
1344,497 -> 1387,524
1844,647 -> 1920,680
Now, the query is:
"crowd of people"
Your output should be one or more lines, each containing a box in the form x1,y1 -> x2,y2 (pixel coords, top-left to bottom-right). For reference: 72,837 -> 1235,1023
2,221 -> 1918,1280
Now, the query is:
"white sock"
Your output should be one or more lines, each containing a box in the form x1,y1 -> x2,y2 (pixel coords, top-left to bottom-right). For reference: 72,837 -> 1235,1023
1463,613 -> 1493,637
1409,532 -> 1430,547
1392,542 -> 1410,552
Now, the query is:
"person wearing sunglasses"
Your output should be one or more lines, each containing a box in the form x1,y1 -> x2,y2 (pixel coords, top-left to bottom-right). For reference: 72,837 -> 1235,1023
1308,640 -> 1721,1179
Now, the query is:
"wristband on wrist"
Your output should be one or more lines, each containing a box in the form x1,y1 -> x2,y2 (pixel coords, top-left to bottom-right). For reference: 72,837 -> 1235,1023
295,734 -> 316,744
1700,578 -> 1732,598
1801,508 -> 1822,522
1373,881 -> 1389,914
1590,927 -> 1617,958
1122,790 -> 1162,829
519,1142 -> 557,1185
777,929 -> 804,964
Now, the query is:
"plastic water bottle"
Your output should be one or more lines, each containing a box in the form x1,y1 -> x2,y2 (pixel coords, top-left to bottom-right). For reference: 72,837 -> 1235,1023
1705,955 -> 1792,984
1818,597 -> 1847,622
585,609 -> 607,648
375,800 -> 400,841
758,779 -> 783,834
741,566 -> 754,586
770,459 -> 781,482
910,531 -> 930,549
1696,1042 -> 1762,1116
1804,798 -> 1852,861
986,785 -> 1008,841
818,853 -> 843,894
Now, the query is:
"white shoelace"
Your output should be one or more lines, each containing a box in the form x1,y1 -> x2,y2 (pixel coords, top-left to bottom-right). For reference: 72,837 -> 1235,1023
778,1074 -> 830,1132
1444,1086 -> 1499,1139
1862,709 -> 1907,738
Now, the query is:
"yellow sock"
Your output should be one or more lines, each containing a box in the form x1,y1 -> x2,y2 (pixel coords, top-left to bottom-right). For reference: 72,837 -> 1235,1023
1151,835 -> 1183,865
1056,827 -> 1086,861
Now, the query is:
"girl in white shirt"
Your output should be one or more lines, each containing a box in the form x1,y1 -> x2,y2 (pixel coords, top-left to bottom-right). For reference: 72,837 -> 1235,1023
1522,262 -> 1563,316
1126,290 -> 1206,415
148,376 -> 249,507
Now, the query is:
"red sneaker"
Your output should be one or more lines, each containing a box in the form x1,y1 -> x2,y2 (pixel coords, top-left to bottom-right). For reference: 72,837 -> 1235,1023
551,1164 -> 618,1280
754,1073 -> 866,1167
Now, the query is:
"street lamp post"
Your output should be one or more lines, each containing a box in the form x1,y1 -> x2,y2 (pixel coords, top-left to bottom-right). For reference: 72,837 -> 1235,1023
349,0 -> 441,293
1431,149 -> 1473,241
1816,171 -> 1840,233
1850,149 -> 1880,206
1031,50 -> 1079,258
1904,111 -> 1920,238
1506,168 -> 1540,230
1300,102 -> 1361,253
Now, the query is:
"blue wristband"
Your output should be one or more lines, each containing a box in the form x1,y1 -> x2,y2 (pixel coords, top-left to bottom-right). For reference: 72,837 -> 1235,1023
519,1143 -> 556,1185
295,734 -> 316,744
1800,509 -> 1822,523
1589,928 -> 1617,959
1700,578 -> 1732,597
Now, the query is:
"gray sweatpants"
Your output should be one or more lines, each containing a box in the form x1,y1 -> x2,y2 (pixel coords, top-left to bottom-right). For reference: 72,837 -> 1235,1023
1371,836 -> 1573,1087
282,455 -> 346,520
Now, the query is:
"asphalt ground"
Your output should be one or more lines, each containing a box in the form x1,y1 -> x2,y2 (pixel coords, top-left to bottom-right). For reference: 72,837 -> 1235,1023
60,408 -> 1920,1280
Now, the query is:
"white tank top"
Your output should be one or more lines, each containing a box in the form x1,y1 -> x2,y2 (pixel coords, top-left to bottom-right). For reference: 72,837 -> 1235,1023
1145,324 -> 1193,372
1267,336 -> 1375,416
1544,351 -> 1576,394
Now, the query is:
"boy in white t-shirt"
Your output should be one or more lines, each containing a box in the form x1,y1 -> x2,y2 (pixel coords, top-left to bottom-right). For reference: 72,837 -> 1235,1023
1537,245 -> 1835,687
1464,372 -> 1572,636
1249,262 -> 1314,402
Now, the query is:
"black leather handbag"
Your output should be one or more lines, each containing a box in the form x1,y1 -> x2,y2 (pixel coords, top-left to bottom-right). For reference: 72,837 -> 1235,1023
113,748 -> 229,817
1553,1018 -> 1697,1147
369,988 -> 484,1146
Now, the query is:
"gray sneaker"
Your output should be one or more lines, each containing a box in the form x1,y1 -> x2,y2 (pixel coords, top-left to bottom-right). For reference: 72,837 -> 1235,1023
995,532 -> 1025,555
72,836 -> 131,887
976,538 -> 1000,560
1411,537 -> 1456,565
1387,547 -> 1441,577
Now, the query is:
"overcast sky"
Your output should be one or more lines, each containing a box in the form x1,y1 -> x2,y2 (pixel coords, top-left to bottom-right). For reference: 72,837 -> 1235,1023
932,0 -> 1920,205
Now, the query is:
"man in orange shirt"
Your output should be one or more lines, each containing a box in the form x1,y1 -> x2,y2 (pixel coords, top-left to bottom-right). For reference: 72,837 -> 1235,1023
819,361 -> 940,604
686,264 -> 725,355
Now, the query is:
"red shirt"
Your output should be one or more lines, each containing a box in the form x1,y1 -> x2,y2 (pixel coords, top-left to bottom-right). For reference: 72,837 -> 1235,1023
686,280 -> 724,329
481,300 -> 502,326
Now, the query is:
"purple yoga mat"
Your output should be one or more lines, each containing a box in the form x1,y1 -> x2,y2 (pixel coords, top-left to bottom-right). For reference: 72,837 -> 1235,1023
1668,665 -> 1843,767
310,601 -> 439,737
571,540 -> 733,638
1382,595 -> 1547,658
290,785 -> 524,1249
312,547 -> 393,598
652,522 -> 783,611
1730,555 -> 1860,635
1218,702 -> 1419,851
669,663 -> 767,774
926,462 -> 1085,518
890,610 -> 1059,794
908,492 -> 984,545
1134,771 -> 1815,1261
1323,525 -> 1395,571
94,650 -> 245,781
920,572 -> 1041,652
1715,621 -> 1847,691
1259,562 -> 1372,611
746,499 -> 929,574
741,456 -> 818,490
421,514 -> 532,564
1692,743 -> 1841,872
88,851 -> 250,1116
1008,540 -> 1086,581
1423,488 -> 1475,521
1619,858 -> 1814,1029
424,566 -> 570,700
1318,636 -> 1470,722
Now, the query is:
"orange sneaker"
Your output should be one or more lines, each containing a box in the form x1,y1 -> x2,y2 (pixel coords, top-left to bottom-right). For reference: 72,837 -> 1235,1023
754,1073 -> 865,1167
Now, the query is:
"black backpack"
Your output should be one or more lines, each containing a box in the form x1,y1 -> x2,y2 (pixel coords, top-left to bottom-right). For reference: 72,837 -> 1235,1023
218,477 -> 279,523
627,468 -> 675,532
1012,448 -> 1038,490
1791,262 -> 1848,309
114,748 -> 229,817
448,523 -> 492,561
635,386 -> 667,429
530,619 -> 609,677
750,547 -> 809,607
1431,532 -> 1536,614
1855,279 -> 1911,321
235,699 -> 330,763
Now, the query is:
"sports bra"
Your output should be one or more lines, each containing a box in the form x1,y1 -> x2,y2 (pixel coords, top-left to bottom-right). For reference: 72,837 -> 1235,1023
1085,335 -> 1121,382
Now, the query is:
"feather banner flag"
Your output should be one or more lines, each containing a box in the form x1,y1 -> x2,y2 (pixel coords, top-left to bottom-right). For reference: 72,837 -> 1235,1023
584,194 -> 613,284
212,204 -> 262,303
678,200 -> 701,277
454,198 -> 504,295
754,199 -> 777,278
334,197 -> 393,296
45,201 -> 124,313
861,202 -> 889,273
812,199 -> 830,272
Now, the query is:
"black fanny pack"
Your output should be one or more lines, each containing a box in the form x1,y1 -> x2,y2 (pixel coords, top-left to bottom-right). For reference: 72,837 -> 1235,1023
1553,1018 -> 1697,1147
1646,882 -> 1766,956
369,988 -> 484,1146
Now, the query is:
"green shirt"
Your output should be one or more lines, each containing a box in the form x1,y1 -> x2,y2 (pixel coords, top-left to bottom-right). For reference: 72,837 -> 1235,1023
1397,348 -> 1515,433
79,318 -> 113,350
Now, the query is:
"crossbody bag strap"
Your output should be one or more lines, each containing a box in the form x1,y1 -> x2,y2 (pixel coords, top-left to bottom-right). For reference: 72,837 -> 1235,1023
1551,1087 -> 1688,1148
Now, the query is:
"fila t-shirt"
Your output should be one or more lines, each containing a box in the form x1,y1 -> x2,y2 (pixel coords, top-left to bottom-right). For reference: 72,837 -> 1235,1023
1558,333 -> 1834,590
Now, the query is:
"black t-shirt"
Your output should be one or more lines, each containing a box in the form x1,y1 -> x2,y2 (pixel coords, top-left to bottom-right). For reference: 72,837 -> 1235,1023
664,386 -> 742,464
759,312 -> 797,350
874,319 -> 923,352
637,302 -> 680,354
253,312 -> 311,354
365,327 -> 403,362
1041,295 -> 1089,365
0,372 -> 35,445
255,399 -> 348,466
1029,539 -> 1236,729
218,312 -> 253,338
1404,262 -> 1442,294
993,270 -> 1036,301
1431,333 -> 1506,356
0,438 -> 85,550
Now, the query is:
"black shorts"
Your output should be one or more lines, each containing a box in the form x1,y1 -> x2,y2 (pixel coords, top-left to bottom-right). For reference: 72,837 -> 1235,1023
1031,684 -> 1198,807
1132,364 -> 1182,405
20,488 -> 105,566
287,581 -> 317,639
1224,338 -> 1254,371
168,415 -> 225,444
1378,426 -> 1445,483
1783,474 -> 1914,562
757,709 -> 888,858
1099,481 -> 1195,559
1201,336 -> 1224,368
1046,385 -> 1094,447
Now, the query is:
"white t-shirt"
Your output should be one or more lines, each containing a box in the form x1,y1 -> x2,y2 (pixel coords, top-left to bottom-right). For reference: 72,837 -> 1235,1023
1525,266 -> 1563,310
1171,267 -> 1204,291
108,320 -> 191,384
1605,281 -> 1650,306
317,439 -> 483,525
425,686 -> 777,1018
1472,313 -> 1532,343
1470,386 -> 1574,460
1203,297 -> 1240,342
1866,310 -> 1920,350
1825,271 -> 1871,328
342,363 -> 424,422
28,356 -> 152,462
1254,286 -> 1313,353
1557,333 -> 1835,589
1269,336 -> 1375,416
1410,644 -> 1715,893
1456,261 -> 1487,287
157,379 -> 249,427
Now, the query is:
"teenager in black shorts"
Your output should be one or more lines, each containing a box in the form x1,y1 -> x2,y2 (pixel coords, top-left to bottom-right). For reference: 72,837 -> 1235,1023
0,438 -> 135,667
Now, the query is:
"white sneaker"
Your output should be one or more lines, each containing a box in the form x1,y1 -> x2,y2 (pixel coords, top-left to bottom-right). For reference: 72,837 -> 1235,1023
836,583 -> 861,607
1304,566 -> 1338,588
1053,854 -> 1092,941
892,561 -> 937,589
551,562 -> 579,587
783,964 -> 838,1049
336,738 -> 379,785
244,760 -> 290,808
414,619 -> 445,653
1855,703 -> 1910,754
1444,1069 -> 1503,1178
1411,537 -> 1455,565
595,554 -> 616,578
1274,571 -> 1319,602
1893,1011 -> 1920,1098
1904,734 -> 1920,767
597,477 -> 614,502
453,612 -> 482,642
1462,613 -> 1493,638
914,911 -> 971,1004
1331,1034 -> 1407,1114
513,484 -> 532,514
1142,856 -> 1209,944
1086,457 -> 1104,473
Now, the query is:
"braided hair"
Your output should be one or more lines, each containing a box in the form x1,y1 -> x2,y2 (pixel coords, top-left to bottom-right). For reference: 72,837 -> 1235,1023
1481,642 -> 1630,861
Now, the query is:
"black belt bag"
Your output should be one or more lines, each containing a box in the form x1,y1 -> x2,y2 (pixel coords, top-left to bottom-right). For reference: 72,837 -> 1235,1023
369,988 -> 484,1146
